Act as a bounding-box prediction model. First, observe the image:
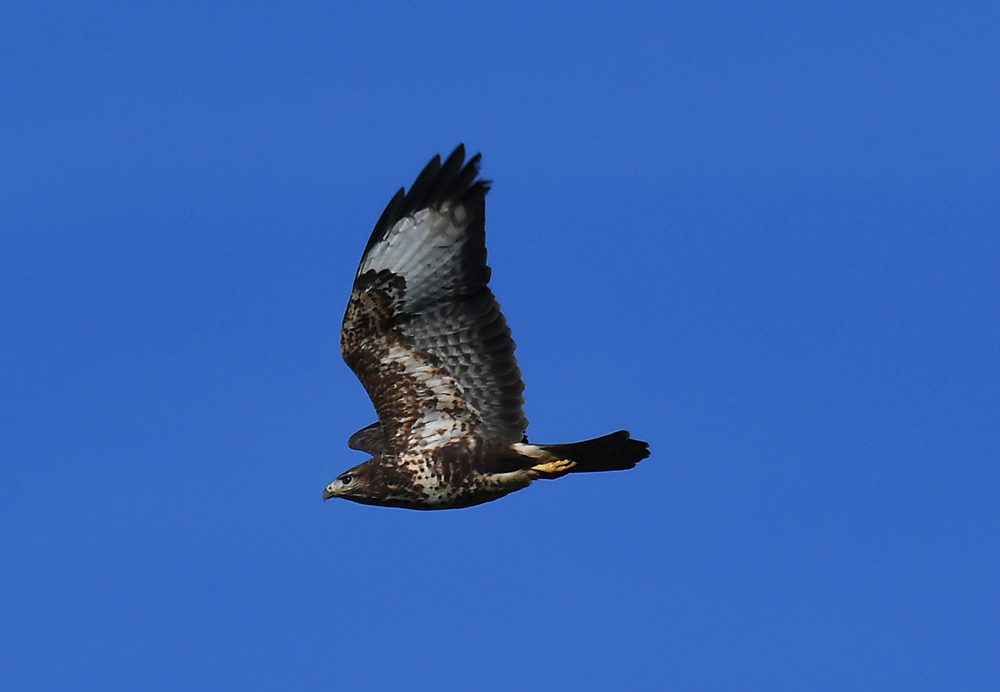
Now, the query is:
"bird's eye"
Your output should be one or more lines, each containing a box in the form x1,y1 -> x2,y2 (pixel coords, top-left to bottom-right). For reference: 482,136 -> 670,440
340,474 -> 353,486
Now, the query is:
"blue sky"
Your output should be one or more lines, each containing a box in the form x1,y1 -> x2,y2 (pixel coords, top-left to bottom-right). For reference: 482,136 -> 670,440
2,1 -> 998,689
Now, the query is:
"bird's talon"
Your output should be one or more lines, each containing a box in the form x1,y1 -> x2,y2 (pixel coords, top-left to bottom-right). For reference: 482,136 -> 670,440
531,459 -> 577,475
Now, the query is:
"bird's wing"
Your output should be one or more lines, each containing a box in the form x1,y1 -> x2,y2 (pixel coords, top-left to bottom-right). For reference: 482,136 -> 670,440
347,421 -> 387,455
341,145 -> 527,454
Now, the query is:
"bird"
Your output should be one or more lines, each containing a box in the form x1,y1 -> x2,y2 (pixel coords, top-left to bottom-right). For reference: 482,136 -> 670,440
324,145 -> 650,509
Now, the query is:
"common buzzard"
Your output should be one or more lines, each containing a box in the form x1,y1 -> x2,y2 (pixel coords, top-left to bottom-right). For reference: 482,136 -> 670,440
324,146 -> 650,509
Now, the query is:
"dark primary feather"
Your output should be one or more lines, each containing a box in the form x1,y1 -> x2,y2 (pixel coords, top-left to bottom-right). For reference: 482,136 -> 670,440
340,145 -> 527,454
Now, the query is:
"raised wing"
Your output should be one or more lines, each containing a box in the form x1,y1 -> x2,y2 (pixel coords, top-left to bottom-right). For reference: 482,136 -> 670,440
340,146 -> 527,454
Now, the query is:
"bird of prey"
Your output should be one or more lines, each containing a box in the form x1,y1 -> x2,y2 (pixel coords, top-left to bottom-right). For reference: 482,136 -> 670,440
324,145 -> 650,509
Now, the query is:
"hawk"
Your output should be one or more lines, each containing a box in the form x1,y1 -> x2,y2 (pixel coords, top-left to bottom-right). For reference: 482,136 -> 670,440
324,146 -> 650,509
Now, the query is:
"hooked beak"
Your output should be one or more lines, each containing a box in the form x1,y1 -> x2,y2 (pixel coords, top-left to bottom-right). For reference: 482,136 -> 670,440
323,485 -> 339,501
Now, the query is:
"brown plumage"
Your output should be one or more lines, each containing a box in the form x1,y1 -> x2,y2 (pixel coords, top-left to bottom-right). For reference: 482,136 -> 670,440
324,146 -> 650,509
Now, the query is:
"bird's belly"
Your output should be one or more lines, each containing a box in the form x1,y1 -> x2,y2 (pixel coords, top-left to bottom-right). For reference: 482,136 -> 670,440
394,456 -> 532,509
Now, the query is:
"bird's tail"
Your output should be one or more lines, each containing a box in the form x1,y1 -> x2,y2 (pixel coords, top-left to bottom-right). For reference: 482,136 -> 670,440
527,431 -> 650,478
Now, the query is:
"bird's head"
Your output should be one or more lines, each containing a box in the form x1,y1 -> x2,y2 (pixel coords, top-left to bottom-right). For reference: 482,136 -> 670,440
323,460 -> 378,503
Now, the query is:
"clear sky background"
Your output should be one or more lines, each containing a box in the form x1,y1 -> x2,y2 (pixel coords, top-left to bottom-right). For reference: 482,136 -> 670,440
3,2 -> 998,690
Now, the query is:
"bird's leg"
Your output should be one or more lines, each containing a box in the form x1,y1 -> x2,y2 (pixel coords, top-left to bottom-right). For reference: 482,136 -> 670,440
511,442 -> 577,477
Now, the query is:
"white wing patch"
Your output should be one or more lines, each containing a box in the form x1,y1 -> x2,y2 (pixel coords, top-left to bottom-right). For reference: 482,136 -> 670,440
384,340 -> 483,450
359,206 -> 470,312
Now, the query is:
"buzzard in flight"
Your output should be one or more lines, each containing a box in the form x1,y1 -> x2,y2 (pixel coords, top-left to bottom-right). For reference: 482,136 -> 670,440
324,146 -> 650,509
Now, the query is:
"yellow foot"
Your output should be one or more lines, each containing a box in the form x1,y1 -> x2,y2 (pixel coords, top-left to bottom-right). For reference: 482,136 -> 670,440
531,458 -> 577,475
